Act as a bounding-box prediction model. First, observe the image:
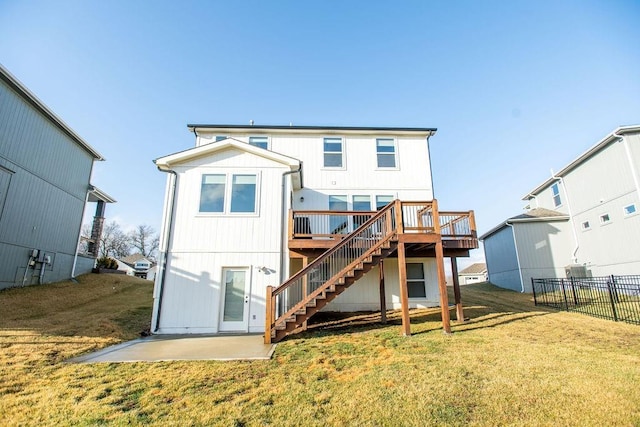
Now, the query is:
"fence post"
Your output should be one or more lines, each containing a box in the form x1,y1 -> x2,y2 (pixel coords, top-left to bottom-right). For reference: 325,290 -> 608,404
605,277 -> 619,322
570,276 -> 578,305
561,278 -> 569,310
531,278 -> 537,305
610,275 -> 620,303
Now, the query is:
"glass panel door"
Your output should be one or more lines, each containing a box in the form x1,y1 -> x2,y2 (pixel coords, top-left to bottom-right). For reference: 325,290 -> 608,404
219,268 -> 250,331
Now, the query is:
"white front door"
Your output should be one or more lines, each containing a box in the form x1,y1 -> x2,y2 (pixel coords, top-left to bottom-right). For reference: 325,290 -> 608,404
219,268 -> 250,332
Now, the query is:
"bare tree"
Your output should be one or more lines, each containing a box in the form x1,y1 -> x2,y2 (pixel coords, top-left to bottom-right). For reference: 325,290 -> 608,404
129,225 -> 159,261
99,221 -> 131,258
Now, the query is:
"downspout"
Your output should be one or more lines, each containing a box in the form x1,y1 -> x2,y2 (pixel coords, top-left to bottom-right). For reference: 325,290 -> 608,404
505,222 -> 525,292
550,170 -> 579,264
280,162 -> 303,284
153,169 -> 178,332
615,131 -> 640,199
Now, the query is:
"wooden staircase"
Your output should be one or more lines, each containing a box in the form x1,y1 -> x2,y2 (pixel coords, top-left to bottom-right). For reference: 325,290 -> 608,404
266,202 -> 400,343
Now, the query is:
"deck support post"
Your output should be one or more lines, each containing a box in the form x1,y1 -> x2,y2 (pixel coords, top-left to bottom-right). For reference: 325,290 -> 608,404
302,256 -> 309,331
265,286 -> 273,344
397,242 -> 411,336
379,260 -> 387,324
436,240 -> 452,334
450,257 -> 465,322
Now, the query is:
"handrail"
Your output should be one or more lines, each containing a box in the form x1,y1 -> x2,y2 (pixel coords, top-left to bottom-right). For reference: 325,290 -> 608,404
273,201 -> 396,297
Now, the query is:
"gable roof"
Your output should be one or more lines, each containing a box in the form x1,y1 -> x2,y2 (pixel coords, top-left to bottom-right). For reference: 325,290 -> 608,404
188,124 -> 437,137
523,125 -> 640,199
459,263 -> 487,275
0,63 -> 104,160
119,254 -> 153,268
479,208 -> 569,240
155,137 -> 301,170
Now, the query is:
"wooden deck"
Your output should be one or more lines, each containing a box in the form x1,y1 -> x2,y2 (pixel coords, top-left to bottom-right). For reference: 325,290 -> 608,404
288,204 -> 478,258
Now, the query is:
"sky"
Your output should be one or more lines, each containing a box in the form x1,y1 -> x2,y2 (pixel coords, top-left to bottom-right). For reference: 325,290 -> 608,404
1,0 -> 639,268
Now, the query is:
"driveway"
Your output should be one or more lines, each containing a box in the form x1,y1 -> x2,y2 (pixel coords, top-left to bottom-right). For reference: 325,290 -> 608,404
68,334 -> 276,363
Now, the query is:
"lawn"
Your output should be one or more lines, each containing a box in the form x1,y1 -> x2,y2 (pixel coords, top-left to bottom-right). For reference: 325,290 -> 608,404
1,274 -> 639,426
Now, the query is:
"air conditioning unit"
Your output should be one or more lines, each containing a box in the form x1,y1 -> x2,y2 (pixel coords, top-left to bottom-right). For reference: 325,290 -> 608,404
565,264 -> 587,278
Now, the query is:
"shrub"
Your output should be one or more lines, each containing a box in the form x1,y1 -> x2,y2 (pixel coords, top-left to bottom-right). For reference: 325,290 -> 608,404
96,256 -> 118,270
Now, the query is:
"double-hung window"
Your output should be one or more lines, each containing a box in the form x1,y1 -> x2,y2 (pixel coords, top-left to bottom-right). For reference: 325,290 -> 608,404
376,138 -> 396,168
249,136 -> 269,150
199,174 -> 257,214
407,263 -> 427,298
551,183 -> 561,207
323,137 -> 344,168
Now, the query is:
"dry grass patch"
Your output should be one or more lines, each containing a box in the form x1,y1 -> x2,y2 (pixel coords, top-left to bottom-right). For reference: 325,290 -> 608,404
1,278 -> 640,425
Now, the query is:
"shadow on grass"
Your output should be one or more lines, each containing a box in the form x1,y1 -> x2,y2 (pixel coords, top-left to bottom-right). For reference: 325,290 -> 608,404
297,283 -> 558,340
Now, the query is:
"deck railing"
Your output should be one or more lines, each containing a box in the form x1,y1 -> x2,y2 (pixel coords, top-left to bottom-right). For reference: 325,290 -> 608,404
268,202 -> 399,335
289,203 -> 476,241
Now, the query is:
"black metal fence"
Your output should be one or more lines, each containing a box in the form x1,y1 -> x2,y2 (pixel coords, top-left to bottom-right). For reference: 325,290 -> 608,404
532,275 -> 640,325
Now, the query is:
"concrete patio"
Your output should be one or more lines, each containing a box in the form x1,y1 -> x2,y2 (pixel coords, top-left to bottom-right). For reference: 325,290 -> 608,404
68,334 -> 276,363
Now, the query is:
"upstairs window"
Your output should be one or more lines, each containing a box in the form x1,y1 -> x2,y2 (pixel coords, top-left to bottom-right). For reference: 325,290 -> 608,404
407,263 -> 427,298
249,136 -> 269,150
215,136 -> 228,142
323,137 -> 344,168
624,204 -> 637,216
199,174 -> 257,214
200,174 -> 226,213
600,213 -> 611,225
376,138 -> 396,168
551,183 -> 561,207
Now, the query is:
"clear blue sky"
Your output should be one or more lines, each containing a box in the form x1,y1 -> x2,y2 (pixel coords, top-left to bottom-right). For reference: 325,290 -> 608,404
1,0 -> 639,266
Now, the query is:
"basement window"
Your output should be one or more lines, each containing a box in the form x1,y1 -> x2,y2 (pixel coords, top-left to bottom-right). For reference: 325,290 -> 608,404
407,263 -> 427,298
599,213 -> 611,225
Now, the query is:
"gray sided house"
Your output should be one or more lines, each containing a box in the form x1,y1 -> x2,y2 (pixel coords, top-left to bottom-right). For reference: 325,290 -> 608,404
482,125 -> 640,292
0,64 -> 114,289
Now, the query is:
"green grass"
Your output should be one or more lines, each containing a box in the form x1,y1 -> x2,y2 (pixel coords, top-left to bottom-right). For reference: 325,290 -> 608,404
1,276 -> 640,426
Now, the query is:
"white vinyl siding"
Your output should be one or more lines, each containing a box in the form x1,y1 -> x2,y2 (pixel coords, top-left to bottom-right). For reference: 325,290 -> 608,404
323,137 -> 344,168
376,138 -> 396,168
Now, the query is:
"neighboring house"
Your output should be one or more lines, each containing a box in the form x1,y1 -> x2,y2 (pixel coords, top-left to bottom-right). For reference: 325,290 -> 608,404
152,124 -> 478,342
119,254 -> 155,279
458,263 -> 487,285
0,64 -> 114,289
482,125 -> 640,292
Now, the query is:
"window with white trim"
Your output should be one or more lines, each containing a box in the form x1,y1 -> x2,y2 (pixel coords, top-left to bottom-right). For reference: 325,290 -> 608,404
215,136 -> 228,142
199,174 -> 257,214
624,204 -> 637,216
323,137 -> 344,168
581,221 -> 590,230
376,138 -> 396,168
599,213 -> 611,225
376,195 -> 394,210
249,136 -> 269,150
551,183 -> 561,207
407,263 -> 427,298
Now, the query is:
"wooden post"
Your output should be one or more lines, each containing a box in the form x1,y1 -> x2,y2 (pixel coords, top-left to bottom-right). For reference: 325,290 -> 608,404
265,286 -> 273,344
302,256 -> 308,331
379,260 -> 387,324
436,241 -> 452,334
397,242 -> 411,336
450,257 -> 465,322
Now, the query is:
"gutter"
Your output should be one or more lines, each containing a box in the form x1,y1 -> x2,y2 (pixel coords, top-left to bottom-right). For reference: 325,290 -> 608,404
153,168 -> 178,333
550,171 -> 580,264
280,163 -> 303,285
615,131 -> 640,201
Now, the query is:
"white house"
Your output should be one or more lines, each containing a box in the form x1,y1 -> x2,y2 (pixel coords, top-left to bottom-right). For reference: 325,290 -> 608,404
152,125 -> 478,342
118,254 -> 155,280
482,125 -> 640,292
457,263 -> 488,285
